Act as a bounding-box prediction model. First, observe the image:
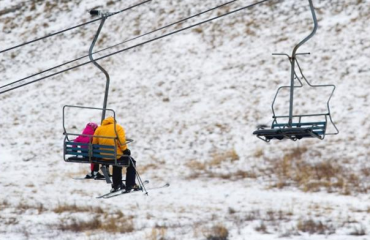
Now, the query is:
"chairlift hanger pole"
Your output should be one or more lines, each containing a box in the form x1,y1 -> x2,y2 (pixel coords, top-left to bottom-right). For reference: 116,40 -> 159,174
88,10 -> 110,124
288,0 -> 317,127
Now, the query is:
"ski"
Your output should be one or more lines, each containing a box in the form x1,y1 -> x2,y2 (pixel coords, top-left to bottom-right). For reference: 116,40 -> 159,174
96,180 -> 150,199
101,188 -> 143,199
73,177 -> 110,181
104,182 -> 170,199
97,182 -> 169,199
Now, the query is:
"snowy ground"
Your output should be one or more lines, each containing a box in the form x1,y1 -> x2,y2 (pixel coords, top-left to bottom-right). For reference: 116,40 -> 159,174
1,0 -> 370,239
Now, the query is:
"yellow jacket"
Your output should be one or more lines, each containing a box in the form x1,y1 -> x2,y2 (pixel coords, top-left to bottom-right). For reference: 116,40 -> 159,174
92,117 -> 127,158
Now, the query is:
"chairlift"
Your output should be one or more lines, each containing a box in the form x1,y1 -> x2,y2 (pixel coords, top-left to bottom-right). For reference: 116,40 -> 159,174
253,0 -> 339,142
62,10 -> 148,194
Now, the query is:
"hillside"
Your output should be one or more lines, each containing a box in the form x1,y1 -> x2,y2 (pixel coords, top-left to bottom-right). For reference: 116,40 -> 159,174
1,0 -> 370,239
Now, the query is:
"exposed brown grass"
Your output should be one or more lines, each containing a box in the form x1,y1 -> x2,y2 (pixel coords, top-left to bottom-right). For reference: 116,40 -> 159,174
203,169 -> 257,180
350,225 -> 367,236
255,221 -> 269,234
244,210 -> 261,222
186,149 -> 248,180
57,214 -> 134,233
263,147 -> 370,194
0,4 -> 22,16
53,202 -> 104,214
253,148 -> 264,158
0,199 -> 10,209
205,224 -> 229,240
297,219 -> 336,235
148,227 -> 167,240
12,201 -> 42,214
138,163 -> 160,174
210,149 -> 239,166
2,200 -> 134,234
192,27 -> 203,34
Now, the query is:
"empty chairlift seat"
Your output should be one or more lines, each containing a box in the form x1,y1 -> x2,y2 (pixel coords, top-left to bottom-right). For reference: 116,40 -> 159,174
253,117 -> 328,142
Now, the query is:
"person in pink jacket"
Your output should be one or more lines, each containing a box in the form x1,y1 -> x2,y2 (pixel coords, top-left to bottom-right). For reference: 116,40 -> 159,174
73,122 -> 104,179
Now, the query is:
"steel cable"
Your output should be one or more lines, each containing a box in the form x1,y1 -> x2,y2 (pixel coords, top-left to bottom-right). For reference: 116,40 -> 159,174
0,0 -> 152,54
0,0 -> 238,90
0,0 -> 276,95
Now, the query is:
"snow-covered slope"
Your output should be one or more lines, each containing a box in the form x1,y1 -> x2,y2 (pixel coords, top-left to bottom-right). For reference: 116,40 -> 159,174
1,0 -> 370,239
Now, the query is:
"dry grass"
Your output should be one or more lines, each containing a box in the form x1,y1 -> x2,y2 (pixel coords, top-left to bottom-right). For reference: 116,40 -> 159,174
255,221 -> 269,234
185,149 -> 249,180
241,209 -> 292,225
138,163 -> 160,174
192,27 -> 203,34
53,202 -> 104,214
297,219 -> 336,235
201,169 -> 258,180
244,210 -> 261,222
210,149 -> 239,166
2,200 -> 134,234
0,199 -> 10,209
205,224 -> 229,240
57,213 -> 134,233
148,227 -> 167,240
350,225 -> 367,236
186,168 -> 257,180
253,148 -> 264,158
263,147 -> 370,194
0,4 -> 22,16
8,201 -> 44,215
65,165 -> 90,178
0,201 -> 45,227
225,209 -> 340,237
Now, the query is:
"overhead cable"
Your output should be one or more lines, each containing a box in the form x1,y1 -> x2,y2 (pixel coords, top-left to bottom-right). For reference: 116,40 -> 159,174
0,0 -> 239,90
0,0 -> 152,54
0,0 -> 276,95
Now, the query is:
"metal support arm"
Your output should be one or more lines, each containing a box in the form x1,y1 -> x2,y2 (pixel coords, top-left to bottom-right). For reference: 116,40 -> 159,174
288,0 -> 318,127
88,13 -> 110,124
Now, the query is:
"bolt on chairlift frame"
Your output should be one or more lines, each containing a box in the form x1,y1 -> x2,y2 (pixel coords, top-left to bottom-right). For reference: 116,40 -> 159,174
62,11 -> 147,194
253,0 -> 339,142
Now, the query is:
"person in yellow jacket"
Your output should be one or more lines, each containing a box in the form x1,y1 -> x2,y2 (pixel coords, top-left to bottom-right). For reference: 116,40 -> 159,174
92,116 -> 137,192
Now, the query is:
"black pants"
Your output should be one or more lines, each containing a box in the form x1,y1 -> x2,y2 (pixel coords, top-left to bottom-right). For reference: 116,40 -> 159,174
112,157 -> 136,190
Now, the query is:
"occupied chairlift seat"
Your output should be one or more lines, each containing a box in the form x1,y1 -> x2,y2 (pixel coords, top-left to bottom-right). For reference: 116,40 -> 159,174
62,105 -> 133,167
63,136 -> 133,167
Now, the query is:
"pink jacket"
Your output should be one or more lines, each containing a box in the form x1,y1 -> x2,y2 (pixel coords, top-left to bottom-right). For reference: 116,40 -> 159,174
73,122 -> 98,148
